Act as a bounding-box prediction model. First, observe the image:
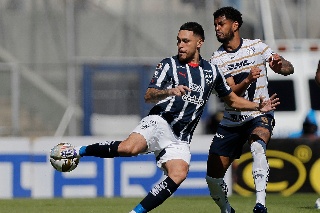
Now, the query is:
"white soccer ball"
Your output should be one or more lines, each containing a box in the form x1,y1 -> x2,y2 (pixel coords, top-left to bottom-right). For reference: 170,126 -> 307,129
315,198 -> 320,209
49,142 -> 79,172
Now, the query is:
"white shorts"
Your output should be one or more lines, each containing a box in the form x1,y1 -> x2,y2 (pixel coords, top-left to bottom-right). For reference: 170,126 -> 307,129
132,115 -> 191,170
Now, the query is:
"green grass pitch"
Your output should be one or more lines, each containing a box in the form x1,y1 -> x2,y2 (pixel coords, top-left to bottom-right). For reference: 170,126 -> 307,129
0,193 -> 319,213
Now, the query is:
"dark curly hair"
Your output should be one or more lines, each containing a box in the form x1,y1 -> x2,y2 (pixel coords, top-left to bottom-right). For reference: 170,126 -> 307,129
213,7 -> 243,28
180,22 -> 205,41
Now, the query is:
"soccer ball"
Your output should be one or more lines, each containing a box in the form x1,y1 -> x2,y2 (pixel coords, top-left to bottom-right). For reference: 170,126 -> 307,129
315,198 -> 320,209
49,142 -> 79,172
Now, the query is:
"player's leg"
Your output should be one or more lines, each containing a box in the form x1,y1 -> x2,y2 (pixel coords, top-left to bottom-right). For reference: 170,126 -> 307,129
206,154 -> 235,213
249,115 -> 274,213
206,125 -> 242,213
75,115 -> 165,159
76,133 -> 147,158
130,142 -> 191,213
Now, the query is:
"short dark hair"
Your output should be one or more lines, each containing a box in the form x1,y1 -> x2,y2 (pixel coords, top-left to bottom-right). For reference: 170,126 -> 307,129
180,22 -> 205,41
213,7 -> 243,28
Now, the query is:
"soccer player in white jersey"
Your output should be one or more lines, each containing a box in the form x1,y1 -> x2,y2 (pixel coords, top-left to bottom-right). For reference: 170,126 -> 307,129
51,22 -> 279,213
205,7 -> 294,213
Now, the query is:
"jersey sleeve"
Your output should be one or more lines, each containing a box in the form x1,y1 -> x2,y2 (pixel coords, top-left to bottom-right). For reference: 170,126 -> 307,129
148,58 -> 172,89
212,65 -> 232,98
258,39 -> 274,61
210,53 -> 231,79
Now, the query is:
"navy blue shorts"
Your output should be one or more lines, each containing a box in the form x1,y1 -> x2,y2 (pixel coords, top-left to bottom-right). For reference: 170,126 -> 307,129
208,115 -> 275,159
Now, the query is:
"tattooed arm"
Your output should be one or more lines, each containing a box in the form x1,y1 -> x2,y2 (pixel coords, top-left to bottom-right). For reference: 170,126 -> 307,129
144,85 -> 191,103
269,53 -> 294,76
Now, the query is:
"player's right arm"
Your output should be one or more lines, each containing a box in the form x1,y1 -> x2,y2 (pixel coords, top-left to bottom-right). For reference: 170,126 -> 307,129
221,92 -> 279,112
144,86 -> 191,103
225,67 -> 261,96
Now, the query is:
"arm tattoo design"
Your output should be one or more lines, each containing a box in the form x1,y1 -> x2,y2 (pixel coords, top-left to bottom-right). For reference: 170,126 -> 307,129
145,88 -> 170,103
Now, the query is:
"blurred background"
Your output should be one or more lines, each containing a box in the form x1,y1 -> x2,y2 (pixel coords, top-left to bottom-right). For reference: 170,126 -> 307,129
0,0 -> 319,138
0,0 -> 320,200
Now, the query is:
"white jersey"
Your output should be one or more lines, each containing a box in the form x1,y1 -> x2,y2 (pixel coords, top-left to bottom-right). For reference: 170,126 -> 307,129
210,38 -> 274,127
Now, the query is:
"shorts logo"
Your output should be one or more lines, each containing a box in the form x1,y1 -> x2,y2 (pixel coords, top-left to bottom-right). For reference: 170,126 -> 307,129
261,117 -> 269,125
213,133 -> 224,139
141,119 -> 157,130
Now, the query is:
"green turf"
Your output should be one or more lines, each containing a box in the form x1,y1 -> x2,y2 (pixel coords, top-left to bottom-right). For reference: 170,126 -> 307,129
0,194 -> 319,213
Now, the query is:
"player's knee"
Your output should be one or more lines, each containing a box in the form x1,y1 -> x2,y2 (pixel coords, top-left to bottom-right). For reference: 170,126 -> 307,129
168,171 -> 187,184
166,162 -> 189,184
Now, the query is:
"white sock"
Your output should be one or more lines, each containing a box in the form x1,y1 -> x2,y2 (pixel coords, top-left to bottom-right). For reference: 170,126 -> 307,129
251,140 -> 269,206
206,176 -> 232,213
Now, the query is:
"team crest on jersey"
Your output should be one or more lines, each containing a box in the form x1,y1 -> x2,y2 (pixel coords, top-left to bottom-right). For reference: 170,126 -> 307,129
246,47 -> 255,55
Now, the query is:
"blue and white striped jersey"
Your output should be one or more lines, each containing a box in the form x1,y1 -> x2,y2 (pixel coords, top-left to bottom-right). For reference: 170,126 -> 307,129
148,55 -> 231,143
210,38 -> 274,127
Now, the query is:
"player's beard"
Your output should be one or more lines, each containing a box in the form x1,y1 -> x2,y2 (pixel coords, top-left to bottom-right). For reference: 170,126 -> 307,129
216,28 -> 235,43
178,52 -> 191,64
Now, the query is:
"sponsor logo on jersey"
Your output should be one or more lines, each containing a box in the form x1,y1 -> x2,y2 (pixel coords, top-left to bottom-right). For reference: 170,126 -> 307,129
227,59 -> 254,71
204,73 -> 213,84
189,82 -> 204,93
182,94 -> 204,106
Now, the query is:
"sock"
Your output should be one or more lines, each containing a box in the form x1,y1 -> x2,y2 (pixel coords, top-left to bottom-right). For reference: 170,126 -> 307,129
206,176 -> 232,213
131,204 -> 146,213
134,176 -> 179,212
80,141 -> 121,158
251,140 -> 269,206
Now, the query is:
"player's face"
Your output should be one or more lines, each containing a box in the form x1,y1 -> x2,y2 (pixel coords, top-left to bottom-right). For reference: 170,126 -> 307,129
177,30 -> 202,63
214,15 -> 236,43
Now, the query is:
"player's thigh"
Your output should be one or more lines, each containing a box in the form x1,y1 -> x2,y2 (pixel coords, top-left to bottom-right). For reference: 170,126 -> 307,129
209,125 -> 246,159
156,142 -> 191,182
207,153 -> 234,178
118,132 -> 148,155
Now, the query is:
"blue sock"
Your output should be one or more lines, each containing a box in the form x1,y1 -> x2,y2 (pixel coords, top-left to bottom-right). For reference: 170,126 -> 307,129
133,203 -> 147,213
79,146 -> 87,156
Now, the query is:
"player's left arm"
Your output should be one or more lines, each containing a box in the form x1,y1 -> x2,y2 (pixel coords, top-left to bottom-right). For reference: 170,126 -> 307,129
268,53 -> 294,76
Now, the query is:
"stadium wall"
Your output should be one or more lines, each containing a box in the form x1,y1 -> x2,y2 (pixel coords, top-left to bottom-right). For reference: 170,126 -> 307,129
0,136 -> 319,199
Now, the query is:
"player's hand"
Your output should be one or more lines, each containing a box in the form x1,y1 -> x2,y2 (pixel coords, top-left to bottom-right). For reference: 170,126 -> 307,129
258,93 -> 280,112
247,67 -> 261,83
268,54 -> 282,73
168,85 -> 191,96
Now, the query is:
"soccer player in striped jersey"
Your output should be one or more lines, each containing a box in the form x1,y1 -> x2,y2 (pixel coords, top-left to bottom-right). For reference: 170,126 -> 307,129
51,22 -> 279,213
206,7 -> 294,213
